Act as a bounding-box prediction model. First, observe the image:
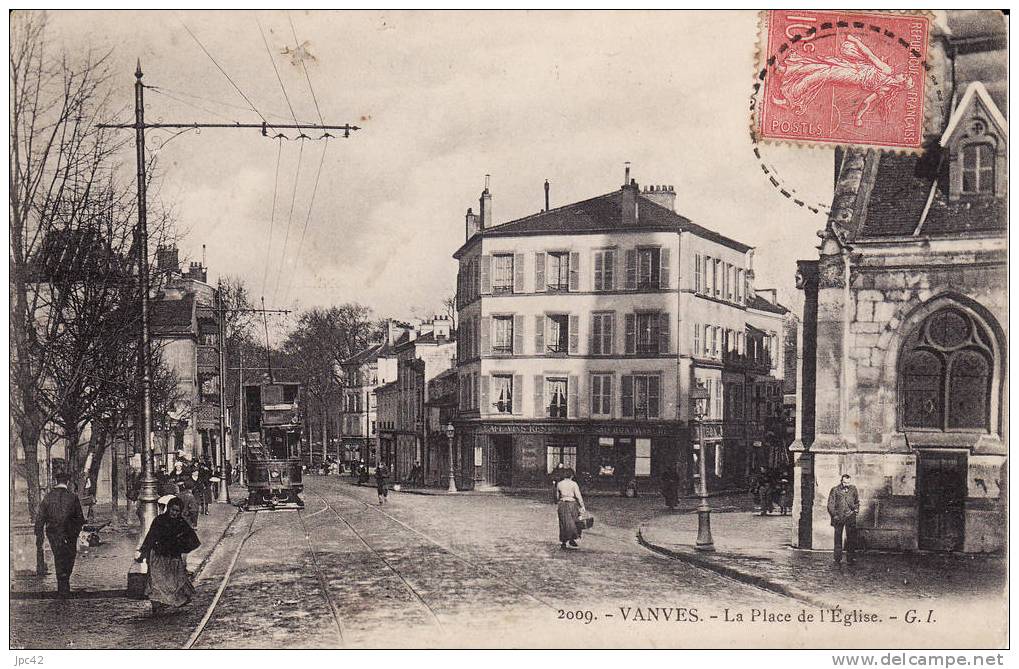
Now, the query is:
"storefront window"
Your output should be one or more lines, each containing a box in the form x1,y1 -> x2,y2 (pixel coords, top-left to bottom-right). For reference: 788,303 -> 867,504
635,438 -> 651,477
597,437 -> 615,477
546,441 -> 577,473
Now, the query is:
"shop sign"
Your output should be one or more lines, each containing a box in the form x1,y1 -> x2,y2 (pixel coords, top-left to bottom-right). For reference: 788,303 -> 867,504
695,423 -> 724,441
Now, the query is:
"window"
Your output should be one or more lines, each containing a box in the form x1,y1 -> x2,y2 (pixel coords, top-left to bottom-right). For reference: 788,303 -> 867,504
714,259 -> 722,296
493,315 -> 513,353
547,252 -> 570,291
635,438 -> 651,477
491,375 -> 513,414
714,441 -> 724,477
727,264 -> 734,301
492,254 -> 514,293
546,441 -> 577,473
711,326 -> 719,357
695,254 -> 702,292
547,378 -> 568,418
591,312 -> 614,355
596,437 -> 616,477
622,374 -> 660,419
736,268 -> 744,303
547,314 -> 569,353
962,143 -> 994,194
637,247 -> 661,289
715,380 -> 723,420
693,323 -> 700,356
636,312 -> 661,354
591,373 -> 612,416
900,307 -> 994,431
594,249 -> 615,291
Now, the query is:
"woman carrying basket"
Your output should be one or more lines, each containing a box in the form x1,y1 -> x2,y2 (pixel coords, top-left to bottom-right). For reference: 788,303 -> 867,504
556,471 -> 587,550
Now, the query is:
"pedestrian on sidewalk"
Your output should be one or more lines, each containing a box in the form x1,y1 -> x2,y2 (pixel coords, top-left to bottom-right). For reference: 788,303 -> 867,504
135,497 -> 200,615
375,464 -> 389,505
34,470 -> 87,597
177,480 -> 200,530
198,459 -> 213,512
827,474 -> 860,565
549,462 -> 568,504
659,464 -> 680,510
191,470 -> 209,516
408,461 -> 423,486
556,471 -> 587,550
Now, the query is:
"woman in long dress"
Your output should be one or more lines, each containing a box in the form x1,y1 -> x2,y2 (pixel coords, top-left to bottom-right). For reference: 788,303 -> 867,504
556,472 -> 587,549
135,496 -> 201,614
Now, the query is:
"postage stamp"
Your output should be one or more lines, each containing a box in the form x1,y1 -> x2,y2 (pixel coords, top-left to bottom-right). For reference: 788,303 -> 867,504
755,10 -> 931,150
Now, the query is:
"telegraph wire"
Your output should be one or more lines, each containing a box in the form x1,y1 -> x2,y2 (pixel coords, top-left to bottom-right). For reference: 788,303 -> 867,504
179,19 -> 277,133
283,138 -> 328,302
257,18 -> 301,126
261,137 -> 284,297
273,137 -> 305,303
289,13 -> 324,125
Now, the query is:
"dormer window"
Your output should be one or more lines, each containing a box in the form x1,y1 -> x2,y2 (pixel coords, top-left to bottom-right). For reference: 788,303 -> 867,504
961,142 -> 994,195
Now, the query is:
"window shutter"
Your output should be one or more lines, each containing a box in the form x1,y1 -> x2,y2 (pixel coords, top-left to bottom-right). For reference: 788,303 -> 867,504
535,252 -> 546,292
625,249 -> 637,290
533,375 -> 545,417
593,251 -> 604,291
603,375 -> 613,416
606,313 -> 615,354
569,251 -> 580,291
659,248 -> 671,289
512,374 -> 523,415
512,314 -> 524,354
480,316 -> 491,355
514,253 -> 525,293
649,375 -> 661,418
568,375 -> 579,418
605,250 -> 615,290
479,375 -> 490,415
569,314 -> 580,354
590,374 -> 600,415
658,312 -> 670,354
480,255 -> 492,294
534,315 -> 545,354
695,254 -> 701,292
589,314 -> 598,354
622,375 -> 634,418
625,313 -> 636,354
693,323 -> 700,356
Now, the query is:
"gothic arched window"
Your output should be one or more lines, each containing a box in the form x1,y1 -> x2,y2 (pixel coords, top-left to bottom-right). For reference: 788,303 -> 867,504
899,308 -> 994,432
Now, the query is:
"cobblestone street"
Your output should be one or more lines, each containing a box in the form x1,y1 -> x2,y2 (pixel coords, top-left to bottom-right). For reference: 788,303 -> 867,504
12,477 -> 1000,649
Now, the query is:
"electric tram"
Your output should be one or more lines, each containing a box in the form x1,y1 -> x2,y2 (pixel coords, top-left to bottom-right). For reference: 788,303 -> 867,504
241,380 -> 305,509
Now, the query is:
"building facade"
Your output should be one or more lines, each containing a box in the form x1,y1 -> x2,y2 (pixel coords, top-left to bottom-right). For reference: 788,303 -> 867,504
337,320 -> 407,466
452,172 -> 786,492
150,246 -> 223,469
793,11 -> 1007,553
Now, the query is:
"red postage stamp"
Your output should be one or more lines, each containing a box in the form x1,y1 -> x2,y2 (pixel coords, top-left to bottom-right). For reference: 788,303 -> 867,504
755,10 -> 931,150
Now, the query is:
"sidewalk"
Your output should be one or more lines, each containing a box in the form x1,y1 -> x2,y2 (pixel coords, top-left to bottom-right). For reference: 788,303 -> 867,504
11,500 -> 240,598
638,509 -> 1007,613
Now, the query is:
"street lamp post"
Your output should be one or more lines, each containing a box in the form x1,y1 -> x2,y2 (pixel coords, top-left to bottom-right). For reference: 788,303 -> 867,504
691,382 -> 714,551
445,422 -> 458,493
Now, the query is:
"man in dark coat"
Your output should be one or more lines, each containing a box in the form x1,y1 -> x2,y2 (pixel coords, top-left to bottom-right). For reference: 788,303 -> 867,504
827,474 -> 861,564
34,471 -> 87,596
660,465 -> 680,509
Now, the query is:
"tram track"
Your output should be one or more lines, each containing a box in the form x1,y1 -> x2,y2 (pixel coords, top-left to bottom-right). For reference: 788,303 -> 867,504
316,488 -> 560,613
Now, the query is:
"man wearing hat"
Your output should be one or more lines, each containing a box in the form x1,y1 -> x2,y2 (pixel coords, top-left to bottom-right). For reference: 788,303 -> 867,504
34,470 -> 87,597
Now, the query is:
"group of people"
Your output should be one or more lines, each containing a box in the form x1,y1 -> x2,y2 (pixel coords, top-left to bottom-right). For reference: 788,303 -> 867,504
751,466 -> 794,516
150,454 -> 220,528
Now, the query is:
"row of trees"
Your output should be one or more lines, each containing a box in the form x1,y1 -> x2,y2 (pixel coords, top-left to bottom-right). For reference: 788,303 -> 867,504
9,13 -> 183,521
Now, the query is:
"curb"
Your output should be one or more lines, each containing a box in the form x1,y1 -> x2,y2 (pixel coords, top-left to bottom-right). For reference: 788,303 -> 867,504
636,525 -> 835,610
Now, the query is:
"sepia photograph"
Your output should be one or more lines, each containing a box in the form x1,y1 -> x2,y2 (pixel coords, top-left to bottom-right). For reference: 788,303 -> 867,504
8,8 -> 1008,655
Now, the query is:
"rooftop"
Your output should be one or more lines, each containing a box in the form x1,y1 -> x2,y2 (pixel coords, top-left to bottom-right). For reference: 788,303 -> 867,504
455,186 -> 752,256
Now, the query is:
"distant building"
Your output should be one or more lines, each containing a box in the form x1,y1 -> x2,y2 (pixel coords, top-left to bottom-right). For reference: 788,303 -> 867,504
425,368 -> 460,484
794,11 -> 1007,553
452,168 -> 787,491
338,320 -> 407,466
372,316 -> 456,480
150,244 -> 223,469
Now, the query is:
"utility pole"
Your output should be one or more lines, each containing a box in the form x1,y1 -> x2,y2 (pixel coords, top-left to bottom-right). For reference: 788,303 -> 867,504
216,281 -> 229,503
98,62 -> 359,576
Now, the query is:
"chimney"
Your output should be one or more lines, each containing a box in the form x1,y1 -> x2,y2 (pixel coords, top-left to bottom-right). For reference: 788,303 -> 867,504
479,175 -> 492,229
624,161 -> 631,186
465,207 -> 479,240
544,179 -> 550,211
156,244 -> 180,274
621,169 -> 639,227
432,315 -> 451,340
186,261 -> 207,283
641,184 -> 676,212
755,288 -> 778,305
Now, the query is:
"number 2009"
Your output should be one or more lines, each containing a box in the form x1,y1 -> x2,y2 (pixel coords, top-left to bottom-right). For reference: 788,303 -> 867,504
558,609 -> 595,624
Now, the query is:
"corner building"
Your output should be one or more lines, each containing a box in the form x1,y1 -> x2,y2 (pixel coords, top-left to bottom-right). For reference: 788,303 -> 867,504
452,173 -> 785,491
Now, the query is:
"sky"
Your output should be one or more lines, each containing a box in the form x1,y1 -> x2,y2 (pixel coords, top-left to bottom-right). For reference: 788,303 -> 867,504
45,10 -> 835,322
